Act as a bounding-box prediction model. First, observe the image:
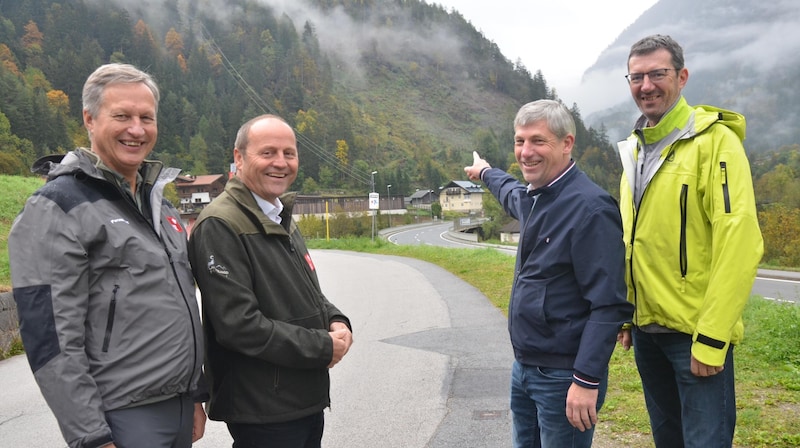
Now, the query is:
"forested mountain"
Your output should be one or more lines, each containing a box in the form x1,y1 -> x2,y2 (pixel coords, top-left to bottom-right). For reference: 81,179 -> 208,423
0,0 -> 620,196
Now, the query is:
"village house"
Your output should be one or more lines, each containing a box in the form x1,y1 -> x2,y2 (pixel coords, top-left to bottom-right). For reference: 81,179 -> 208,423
439,180 -> 484,214
175,174 -> 229,232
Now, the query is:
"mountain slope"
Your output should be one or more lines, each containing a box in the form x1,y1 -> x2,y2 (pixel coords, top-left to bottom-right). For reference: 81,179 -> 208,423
581,0 -> 800,151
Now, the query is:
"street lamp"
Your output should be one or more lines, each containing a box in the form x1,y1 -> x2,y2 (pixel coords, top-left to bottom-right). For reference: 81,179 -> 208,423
429,189 -> 434,221
371,171 -> 378,241
386,184 -> 392,228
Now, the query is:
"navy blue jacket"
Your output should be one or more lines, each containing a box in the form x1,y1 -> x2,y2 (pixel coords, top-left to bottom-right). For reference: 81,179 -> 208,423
483,163 -> 632,384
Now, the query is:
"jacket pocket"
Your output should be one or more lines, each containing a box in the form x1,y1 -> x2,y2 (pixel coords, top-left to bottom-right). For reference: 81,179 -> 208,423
510,282 -> 554,343
102,285 -> 120,353
679,185 -> 688,291
720,162 -> 731,213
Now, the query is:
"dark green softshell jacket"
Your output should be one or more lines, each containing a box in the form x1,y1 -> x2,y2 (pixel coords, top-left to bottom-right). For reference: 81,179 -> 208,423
189,176 -> 350,423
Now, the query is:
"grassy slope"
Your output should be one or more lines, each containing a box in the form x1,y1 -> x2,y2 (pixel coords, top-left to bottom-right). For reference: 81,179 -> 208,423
0,175 -> 44,290
307,237 -> 800,447
340,62 -> 518,170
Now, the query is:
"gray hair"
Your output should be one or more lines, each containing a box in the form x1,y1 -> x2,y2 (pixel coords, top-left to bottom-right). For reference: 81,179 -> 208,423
82,63 -> 160,118
513,99 -> 575,140
628,34 -> 685,71
234,114 -> 291,153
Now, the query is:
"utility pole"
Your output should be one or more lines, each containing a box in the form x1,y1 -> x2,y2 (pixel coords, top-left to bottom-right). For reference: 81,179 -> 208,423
370,171 -> 378,241
386,184 -> 392,228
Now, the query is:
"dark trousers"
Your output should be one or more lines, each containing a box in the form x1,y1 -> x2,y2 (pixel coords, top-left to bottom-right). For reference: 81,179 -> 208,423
227,412 -> 325,448
105,394 -> 194,448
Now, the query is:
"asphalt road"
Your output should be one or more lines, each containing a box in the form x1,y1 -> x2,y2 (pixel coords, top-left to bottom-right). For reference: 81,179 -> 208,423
387,222 -> 800,304
2,229 -> 795,447
0,250 -> 515,448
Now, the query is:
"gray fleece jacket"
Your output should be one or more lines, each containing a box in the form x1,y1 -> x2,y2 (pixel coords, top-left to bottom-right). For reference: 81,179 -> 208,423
8,149 -> 205,448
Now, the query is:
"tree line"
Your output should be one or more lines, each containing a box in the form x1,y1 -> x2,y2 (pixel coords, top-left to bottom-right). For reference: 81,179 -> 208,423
0,0 -> 797,266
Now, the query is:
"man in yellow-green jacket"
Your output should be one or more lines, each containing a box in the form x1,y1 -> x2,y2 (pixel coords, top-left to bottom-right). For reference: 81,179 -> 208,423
616,35 -> 763,448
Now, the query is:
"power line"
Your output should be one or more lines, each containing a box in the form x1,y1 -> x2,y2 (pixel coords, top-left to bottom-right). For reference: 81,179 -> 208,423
197,22 -> 373,186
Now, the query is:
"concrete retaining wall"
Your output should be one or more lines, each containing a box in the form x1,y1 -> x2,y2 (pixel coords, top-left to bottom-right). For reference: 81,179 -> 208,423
0,292 -> 19,355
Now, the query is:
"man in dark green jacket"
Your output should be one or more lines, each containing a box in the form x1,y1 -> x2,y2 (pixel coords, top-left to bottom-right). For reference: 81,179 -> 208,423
188,114 -> 353,448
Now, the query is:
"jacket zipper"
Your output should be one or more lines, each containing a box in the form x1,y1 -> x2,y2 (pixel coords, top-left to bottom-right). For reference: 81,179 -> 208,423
720,161 -> 731,213
679,184 -> 688,293
102,285 -> 120,352
165,244 -> 200,393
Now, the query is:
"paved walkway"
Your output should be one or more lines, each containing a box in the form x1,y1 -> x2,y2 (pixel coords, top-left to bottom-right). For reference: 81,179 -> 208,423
0,250 -> 515,447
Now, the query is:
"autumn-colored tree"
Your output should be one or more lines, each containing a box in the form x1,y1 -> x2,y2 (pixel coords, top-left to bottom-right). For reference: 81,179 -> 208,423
0,44 -> 20,76
131,19 -> 159,65
335,139 -> 349,168
165,28 -> 184,58
758,204 -> 800,267
177,54 -> 187,73
46,89 -> 70,117
755,164 -> 800,209
21,20 -> 43,52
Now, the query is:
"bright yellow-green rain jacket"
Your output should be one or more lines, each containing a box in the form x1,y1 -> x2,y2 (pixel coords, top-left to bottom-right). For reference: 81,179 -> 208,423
617,96 -> 763,366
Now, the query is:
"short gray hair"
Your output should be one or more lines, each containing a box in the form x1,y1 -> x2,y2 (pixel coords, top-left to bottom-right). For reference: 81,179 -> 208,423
82,63 -> 160,118
513,99 -> 575,139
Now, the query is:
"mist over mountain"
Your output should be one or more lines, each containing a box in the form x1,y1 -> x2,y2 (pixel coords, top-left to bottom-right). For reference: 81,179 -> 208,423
579,0 -> 800,152
6,0 -> 623,194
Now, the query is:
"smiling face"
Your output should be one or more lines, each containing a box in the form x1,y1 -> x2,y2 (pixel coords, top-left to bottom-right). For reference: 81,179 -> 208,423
514,120 -> 573,189
627,48 -> 688,126
83,82 -> 157,184
234,117 -> 298,205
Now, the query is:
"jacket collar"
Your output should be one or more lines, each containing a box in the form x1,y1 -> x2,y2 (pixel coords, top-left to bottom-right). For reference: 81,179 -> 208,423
32,148 -> 164,187
527,159 -> 577,197
224,176 -> 297,231
635,97 -> 693,145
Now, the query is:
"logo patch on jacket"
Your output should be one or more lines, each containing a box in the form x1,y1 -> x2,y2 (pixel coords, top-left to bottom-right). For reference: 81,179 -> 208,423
167,216 -> 183,233
305,253 -> 316,271
207,255 -> 229,277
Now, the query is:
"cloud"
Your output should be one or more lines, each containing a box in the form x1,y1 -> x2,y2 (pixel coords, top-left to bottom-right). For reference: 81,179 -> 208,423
88,0 -> 465,82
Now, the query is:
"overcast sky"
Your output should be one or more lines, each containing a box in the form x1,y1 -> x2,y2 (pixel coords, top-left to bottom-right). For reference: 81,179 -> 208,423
430,0 -> 658,108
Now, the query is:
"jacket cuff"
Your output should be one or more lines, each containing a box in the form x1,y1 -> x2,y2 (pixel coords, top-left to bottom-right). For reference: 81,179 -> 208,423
692,332 -> 730,366
479,167 -> 490,182
330,317 -> 352,332
572,371 -> 601,389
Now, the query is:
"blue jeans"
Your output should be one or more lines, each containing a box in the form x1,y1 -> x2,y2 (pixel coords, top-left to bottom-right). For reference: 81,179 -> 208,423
510,360 -> 607,448
633,328 -> 736,448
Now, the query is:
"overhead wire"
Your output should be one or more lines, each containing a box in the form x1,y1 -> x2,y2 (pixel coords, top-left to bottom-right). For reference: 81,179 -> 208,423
197,21 -> 373,186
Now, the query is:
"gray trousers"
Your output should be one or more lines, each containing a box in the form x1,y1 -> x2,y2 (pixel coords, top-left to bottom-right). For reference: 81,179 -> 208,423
105,395 -> 194,448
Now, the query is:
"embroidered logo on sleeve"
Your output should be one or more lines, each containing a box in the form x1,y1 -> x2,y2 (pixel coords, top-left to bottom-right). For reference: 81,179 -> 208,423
207,255 -> 230,277
167,216 -> 184,233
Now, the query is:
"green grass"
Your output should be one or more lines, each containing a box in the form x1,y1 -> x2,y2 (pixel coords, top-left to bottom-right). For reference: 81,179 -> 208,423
307,237 -> 800,447
0,174 -> 45,289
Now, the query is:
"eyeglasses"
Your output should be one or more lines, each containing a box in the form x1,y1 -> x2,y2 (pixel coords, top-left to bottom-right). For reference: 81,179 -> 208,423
625,68 -> 677,84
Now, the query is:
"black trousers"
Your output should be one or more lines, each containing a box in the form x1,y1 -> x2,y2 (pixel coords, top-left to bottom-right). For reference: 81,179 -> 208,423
105,394 -> 194,448
227,411 -> 325,448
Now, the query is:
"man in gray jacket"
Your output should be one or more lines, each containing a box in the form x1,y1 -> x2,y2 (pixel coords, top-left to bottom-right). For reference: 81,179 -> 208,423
8,63 -> 206,448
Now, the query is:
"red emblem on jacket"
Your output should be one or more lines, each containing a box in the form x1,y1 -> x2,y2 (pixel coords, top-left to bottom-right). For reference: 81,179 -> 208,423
167,216 -> 183,233
305,253 -> 316,271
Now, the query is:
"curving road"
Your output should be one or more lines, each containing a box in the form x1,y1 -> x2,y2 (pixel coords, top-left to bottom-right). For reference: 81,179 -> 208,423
385,222 -> 800,304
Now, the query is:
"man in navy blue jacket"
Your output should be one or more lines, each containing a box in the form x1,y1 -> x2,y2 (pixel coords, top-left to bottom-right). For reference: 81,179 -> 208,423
464,99 -> 633,448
